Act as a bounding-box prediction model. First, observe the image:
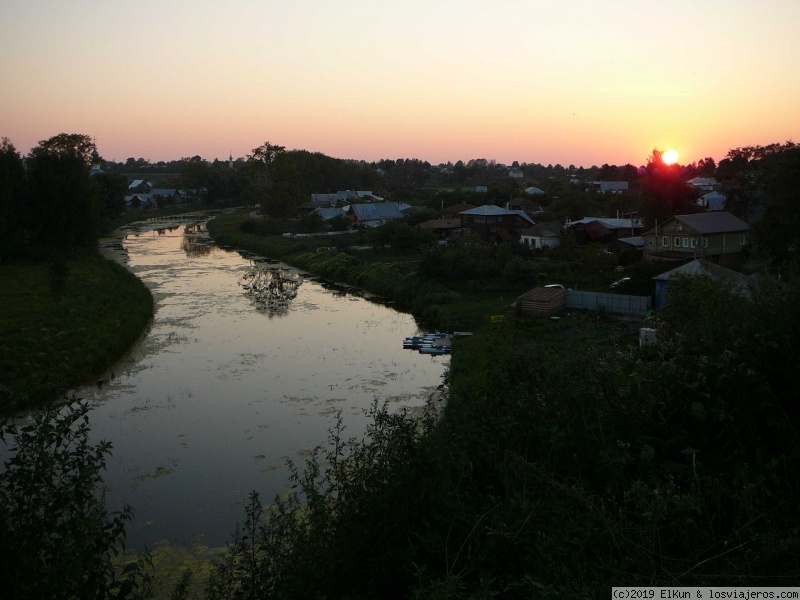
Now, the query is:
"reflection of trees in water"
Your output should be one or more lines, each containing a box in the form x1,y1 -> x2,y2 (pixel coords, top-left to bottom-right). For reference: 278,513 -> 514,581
156,226 -> 181,236
240,268 -> 303,317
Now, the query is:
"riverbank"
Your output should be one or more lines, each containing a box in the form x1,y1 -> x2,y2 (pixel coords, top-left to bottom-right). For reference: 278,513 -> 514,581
0,252 -> 154,414
0,210 -> 236,416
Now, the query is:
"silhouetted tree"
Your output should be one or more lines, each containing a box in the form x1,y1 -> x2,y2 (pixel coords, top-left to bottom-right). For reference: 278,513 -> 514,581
26,133 -> 104,252
0,138 -> 26,261
243,141 -> 285,214
93,171 -> 128,221
641,148 -> 693,224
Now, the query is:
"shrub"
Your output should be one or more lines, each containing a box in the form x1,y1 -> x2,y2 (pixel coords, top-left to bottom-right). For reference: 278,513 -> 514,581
0,400 -> 152,598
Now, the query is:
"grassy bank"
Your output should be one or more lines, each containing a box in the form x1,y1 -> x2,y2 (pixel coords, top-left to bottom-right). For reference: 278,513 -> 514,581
0,252 -> 153,414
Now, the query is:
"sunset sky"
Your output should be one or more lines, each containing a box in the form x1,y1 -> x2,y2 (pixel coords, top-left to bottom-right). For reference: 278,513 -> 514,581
2,0 -> 799,167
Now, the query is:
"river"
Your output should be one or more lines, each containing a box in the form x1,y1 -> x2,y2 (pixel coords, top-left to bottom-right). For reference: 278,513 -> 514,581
79,215 -> 448,551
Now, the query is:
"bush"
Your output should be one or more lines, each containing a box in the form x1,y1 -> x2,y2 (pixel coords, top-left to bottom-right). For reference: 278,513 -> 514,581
0,400 -> 152,598
206,402 -> 439,599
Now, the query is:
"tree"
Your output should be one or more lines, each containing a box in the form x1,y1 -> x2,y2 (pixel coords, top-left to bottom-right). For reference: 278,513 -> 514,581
641,147 -> 693,224
486,179 -> 521,204
270,154 -> 305,217
93,172 -> 128,220
696,156 -> 716,175
29,133 -> 100,167
0,138 -> 27,261
179,155 -> 212,203
243,141 -> 286,214
749,143 -> 800,262
26,134 -> 104,252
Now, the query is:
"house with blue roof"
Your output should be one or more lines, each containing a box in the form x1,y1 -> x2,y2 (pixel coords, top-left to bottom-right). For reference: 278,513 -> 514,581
350,203 -> 407,227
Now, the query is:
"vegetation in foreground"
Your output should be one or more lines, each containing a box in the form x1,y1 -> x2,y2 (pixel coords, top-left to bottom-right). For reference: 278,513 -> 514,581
4,261 -> 797,597
0,401 -> 153,599
196,214 -> 800,597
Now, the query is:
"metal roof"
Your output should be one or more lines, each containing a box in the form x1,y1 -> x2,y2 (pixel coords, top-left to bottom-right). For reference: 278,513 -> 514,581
568,217 -> 643,230
595,181 -> 629,191
313,207 -> 346,220
350,203 -> 404,221
509,210 -> 535,225
523,186 -> 545,195
674,212 -> 750,234
689,177 -> 717,187
653,260 -> 748,291
459,205 -> 535,224
460,204 -> 517,216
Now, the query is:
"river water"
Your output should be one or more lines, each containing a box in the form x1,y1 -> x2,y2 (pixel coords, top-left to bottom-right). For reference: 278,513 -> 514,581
79,216 -> 448,551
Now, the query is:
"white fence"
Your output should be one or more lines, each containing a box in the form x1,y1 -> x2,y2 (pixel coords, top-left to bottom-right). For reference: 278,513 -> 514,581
566,290 -> 651,316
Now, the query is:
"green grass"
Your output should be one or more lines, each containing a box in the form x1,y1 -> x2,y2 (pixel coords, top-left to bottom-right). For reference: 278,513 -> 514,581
0,253 -> 153,414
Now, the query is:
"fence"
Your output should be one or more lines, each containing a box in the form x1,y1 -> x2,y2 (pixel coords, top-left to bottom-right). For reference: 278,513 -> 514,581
566,290 -> 651,317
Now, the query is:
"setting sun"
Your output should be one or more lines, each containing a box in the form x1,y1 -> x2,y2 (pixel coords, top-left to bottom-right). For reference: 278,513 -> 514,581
662,149 -> 679,165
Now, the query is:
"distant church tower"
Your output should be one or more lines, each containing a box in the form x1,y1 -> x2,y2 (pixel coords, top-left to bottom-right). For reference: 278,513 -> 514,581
229,151 -> 233,169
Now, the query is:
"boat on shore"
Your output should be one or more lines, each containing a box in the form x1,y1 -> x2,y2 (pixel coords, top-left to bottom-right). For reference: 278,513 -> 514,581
403,332 -> 453,353
419,346 -> 450,355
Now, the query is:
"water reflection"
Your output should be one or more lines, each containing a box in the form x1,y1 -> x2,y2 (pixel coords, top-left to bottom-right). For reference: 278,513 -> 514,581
181,224 -> 213,257
85,218 -> 447,551
240,268 -> 302,317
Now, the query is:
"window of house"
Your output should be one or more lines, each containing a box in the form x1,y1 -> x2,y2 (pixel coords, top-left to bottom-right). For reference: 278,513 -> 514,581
703,238 -> 708,247
662,236 -> 669,247
740,235 -> 747,245
682,237 -> 689,248
691,238 -> 697,248
674,236 -> 680,246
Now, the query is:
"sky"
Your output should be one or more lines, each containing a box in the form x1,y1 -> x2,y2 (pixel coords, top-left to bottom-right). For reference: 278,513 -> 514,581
2,0 -> 799,167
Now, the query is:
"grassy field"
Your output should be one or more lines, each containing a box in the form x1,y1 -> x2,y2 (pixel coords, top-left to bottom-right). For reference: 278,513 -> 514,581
0,252 -> 153,414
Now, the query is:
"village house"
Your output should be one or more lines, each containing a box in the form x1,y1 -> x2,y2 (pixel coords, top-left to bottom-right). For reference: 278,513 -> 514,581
643,211 -> 751,263
592,181 -> 629,194
419,218 -> 464,242
458,205 -> 535,243
519,222 -> 561,249
128,179 -> 153,194
349,202 -> 408,227
523,186 -> 546,196
310,193 -> 338,207
565,217 -> 644,244
697,190 -> 728,211
688,177 -> 717,192
652,259 -> 750,308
